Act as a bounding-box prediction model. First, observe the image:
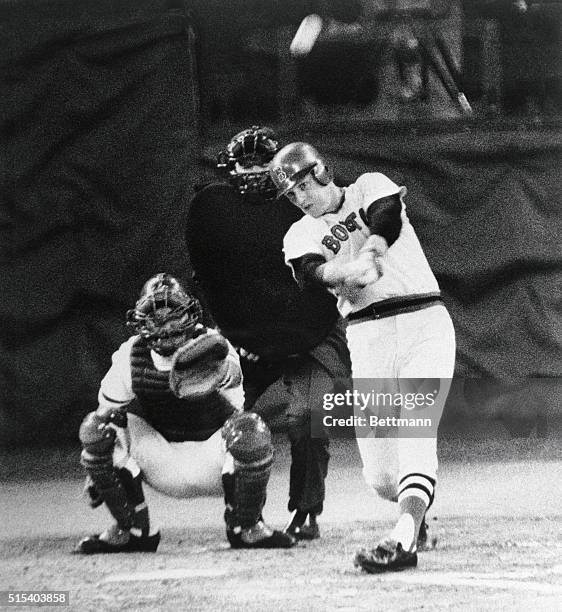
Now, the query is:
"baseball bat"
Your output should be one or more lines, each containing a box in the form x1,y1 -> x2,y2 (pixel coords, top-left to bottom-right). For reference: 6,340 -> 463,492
419,34 -> 473,115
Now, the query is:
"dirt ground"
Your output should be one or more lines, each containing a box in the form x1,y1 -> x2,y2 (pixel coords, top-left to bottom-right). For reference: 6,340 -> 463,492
1,434 -> 561,611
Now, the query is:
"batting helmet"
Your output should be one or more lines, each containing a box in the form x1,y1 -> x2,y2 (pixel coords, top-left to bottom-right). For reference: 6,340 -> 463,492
126,273 -> 203,355
269,142 -> 333,199
217,126 -> 280,199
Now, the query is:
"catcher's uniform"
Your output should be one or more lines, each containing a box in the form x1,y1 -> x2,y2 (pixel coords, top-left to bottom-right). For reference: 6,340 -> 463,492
76,273 -> 295,554
284,172 -> 456,502
98,327 -> 243,497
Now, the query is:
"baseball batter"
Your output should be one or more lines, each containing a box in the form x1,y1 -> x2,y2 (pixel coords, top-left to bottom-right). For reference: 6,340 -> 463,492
269,142 -> 456,572
75,273 -> 295,553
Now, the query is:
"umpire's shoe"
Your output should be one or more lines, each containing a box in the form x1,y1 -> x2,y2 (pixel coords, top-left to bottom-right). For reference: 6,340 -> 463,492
227,521 -> 296,549
74,526 -> 160,554
354,539 -> 417,573
284,510 -> 320,541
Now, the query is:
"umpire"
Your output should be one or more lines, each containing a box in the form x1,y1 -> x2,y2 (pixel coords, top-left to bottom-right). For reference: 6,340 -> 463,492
185,126 -> 352,539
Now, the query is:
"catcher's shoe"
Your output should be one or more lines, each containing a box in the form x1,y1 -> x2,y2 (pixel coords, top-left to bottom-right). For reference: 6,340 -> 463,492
284,511 -> 320,540
354,539 -> 418,573
74,526 -> 160,554
227,521 -> 296,549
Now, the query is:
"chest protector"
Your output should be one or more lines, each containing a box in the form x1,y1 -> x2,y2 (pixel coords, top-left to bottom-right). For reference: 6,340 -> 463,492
130,337 -> 235,441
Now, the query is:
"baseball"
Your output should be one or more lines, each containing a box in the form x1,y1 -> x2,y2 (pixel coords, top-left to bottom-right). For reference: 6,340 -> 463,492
289,14 -> 323,57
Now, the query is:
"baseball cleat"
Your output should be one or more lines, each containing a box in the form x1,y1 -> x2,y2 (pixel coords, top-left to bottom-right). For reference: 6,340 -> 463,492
74,528 -> 160,554
354,539 -> 418,573
284,511 -> 320,540
227,521 -> 296,549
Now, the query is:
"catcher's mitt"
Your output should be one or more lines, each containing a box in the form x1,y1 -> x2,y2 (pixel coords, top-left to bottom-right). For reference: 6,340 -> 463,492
169,332 -> 230,399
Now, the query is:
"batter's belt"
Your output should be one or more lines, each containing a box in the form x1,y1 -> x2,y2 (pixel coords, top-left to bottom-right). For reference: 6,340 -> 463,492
347,293 -> 443,325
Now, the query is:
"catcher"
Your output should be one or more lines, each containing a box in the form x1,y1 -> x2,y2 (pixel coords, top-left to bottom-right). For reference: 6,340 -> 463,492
74,273 -> 295,553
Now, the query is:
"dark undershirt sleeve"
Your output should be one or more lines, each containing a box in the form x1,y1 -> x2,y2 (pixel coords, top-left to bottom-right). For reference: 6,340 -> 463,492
365,193 -> 403,247
289,253 -> 327,289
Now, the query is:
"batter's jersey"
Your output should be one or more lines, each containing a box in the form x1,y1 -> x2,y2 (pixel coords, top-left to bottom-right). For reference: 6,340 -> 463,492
283,173 -> 440,318
97,328 -> 244,417
185,183 -> 340,359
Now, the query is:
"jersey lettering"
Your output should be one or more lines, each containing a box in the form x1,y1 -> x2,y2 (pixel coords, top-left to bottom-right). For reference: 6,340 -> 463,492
331,224 -> 348,241
341,212 -> 361,232
322,235 -> 340,254
359,207 -> 369,226
321,212 -> 363,255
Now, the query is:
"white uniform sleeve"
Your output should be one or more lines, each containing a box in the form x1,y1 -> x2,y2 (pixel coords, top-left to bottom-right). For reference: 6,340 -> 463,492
358,173 -> 407,210
283,218 -> 325,267
97,336 -> 136,410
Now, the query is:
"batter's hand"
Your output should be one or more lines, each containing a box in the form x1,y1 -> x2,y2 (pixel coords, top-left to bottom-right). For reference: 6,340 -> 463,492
343,250 -> 381,288
335,251 -> 382,303
319,247 -> 382,290
360,234 -> 389,257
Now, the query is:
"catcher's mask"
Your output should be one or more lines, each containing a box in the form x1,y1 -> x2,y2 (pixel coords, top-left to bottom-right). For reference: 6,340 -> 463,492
269,142 -> 333,199
126,273 -> 203,356
216,125 -> 279,200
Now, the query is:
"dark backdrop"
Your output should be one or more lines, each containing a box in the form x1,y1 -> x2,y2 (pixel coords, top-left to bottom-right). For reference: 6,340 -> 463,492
1,1 -> 560,446
1,0 -> 200,444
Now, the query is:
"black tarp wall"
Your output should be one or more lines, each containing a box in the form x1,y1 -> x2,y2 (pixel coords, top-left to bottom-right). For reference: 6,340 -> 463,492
1,0 -> 199,444
1,1 -> 560,445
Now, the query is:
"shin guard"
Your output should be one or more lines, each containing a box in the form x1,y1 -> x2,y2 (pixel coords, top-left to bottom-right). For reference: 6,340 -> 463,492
222,412 -> 274,529
79,412 -> 135,530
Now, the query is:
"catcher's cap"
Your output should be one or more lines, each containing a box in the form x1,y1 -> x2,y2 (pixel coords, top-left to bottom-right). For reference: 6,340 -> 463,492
269,142 -> 332,199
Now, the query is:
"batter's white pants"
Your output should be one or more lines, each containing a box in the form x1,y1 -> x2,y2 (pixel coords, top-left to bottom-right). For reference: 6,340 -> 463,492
345,304 -> 456,501
113,414 -> 232,498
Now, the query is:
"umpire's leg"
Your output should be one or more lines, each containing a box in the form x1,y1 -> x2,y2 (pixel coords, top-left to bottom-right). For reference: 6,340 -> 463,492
283,356 -> 331,517
241,358 -> 283,415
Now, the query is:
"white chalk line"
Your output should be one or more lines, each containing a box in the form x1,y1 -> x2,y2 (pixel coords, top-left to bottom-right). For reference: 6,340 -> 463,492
378,567 -> 562,594
100,565 -> 562,593
101,567 -> 229,583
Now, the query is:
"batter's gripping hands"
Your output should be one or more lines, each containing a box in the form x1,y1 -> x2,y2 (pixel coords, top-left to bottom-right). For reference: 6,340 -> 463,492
169,332 -> 230,399
361,234 -> 389,258
342,251 -> 382,289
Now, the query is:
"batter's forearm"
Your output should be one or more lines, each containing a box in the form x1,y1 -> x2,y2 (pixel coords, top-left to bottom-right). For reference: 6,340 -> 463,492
315,259 -> 351,288
318,251 -> 381,290
290,249 -> 380,292
290,254 -> 347,289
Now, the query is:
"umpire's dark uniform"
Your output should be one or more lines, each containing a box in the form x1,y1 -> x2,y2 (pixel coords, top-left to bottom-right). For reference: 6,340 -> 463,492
185,182 -> 352,519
